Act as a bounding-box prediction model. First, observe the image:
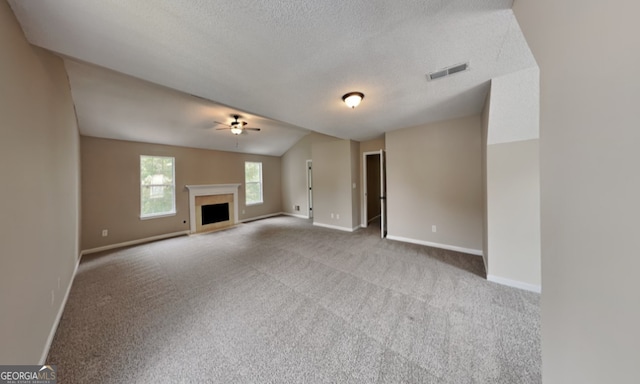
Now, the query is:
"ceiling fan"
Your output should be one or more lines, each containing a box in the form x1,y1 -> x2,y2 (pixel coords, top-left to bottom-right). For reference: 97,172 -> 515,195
214,115 -> 261,135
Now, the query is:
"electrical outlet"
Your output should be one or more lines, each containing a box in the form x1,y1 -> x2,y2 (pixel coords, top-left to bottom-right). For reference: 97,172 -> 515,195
101,229 -> 108,237
352,183 -> 356,189
336,214 -> 340,220
242,210 -> 245,214
432,225 -> 437,233
331,213 -> 334,219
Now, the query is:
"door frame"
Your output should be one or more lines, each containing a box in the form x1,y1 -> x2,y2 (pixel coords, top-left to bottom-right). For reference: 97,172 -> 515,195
380,149 -> 387,238
306,159 -> 313,219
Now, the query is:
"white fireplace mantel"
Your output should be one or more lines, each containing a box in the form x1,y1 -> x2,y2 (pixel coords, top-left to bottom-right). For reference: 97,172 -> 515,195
185,184 -> 241,234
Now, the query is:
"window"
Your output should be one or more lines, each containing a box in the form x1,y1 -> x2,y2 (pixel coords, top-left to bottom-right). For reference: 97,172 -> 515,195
245,161 -> 263,205
140,155 -> 175,218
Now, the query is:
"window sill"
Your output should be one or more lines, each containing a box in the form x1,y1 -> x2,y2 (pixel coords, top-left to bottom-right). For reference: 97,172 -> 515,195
140,212 -> 176,220
246,202 -> 263,206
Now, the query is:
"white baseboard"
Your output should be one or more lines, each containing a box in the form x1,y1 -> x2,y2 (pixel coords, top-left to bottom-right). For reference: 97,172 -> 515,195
39,254 -> 81,364
386,235 -> 483,256
313,222 -> 356,232
239,212 -> 284,223
80,230 -> 190,256
487,274 -> 541,293
281,212 -> 309,219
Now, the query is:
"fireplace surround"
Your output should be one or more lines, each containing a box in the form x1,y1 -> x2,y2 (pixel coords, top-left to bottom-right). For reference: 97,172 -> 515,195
185,184 -> 240,234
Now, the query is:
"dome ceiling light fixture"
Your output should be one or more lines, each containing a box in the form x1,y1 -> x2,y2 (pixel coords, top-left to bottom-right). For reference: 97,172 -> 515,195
342,92 -> 364,109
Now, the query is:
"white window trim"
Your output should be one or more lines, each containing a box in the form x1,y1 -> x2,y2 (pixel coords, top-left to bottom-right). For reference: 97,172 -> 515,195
140,212 -> 176,220
140,155 -> 176,219
245,161 -> 264,206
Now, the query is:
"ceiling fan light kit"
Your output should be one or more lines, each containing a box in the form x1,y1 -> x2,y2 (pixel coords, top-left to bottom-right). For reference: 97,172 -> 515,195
342,92 -> 364,109
215,114 -> 261,135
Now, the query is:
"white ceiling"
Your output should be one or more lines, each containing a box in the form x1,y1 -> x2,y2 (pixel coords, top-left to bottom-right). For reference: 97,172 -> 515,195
9,0 -> 536,155
64,60 -> 309,156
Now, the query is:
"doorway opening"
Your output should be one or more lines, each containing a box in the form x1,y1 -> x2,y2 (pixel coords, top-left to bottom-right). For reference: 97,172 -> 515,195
363,150 -> 387,238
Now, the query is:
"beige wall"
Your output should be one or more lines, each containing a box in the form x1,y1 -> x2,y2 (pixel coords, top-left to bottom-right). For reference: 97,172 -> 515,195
280,132 -> 340,219
311,139 -> 354,230
81,137 -> 281,250
349,140 -> 360,229
514,1 -> 640,383
386,116 -> 483,253
486,139 -> 540,287
282,134 -> 381,230
484,67 -> 541,290
0,0 -> 80,364
359,137 -> 386,155
481,94 -> 490,269
281,134 -> 313,217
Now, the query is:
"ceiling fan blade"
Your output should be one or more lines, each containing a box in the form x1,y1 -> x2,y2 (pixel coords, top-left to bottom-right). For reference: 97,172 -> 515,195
241,130 -> 249,135
245,128 -> 261,131
213,121 -> 229,127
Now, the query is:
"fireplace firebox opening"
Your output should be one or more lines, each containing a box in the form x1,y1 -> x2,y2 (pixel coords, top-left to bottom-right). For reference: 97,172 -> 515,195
201,203 -> 230,225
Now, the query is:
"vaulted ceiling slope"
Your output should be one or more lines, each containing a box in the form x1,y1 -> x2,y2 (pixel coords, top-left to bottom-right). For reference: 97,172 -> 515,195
64,60 -> 309,156
9,0 -> 536,154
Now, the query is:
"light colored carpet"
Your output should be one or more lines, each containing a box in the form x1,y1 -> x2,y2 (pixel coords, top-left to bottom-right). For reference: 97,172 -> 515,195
48,216 -> 540,383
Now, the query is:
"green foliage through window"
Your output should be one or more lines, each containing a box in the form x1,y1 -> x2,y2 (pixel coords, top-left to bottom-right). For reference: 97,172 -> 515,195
141,155 -> 175,217
245,161 -> 263,205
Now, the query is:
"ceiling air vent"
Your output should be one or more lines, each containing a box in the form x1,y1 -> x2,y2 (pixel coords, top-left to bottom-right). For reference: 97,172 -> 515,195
429,69 -> 448,80
427,62 -> 469,81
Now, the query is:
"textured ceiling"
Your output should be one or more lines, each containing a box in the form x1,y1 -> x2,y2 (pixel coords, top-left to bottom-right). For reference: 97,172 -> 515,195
9,0 -> 536,154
